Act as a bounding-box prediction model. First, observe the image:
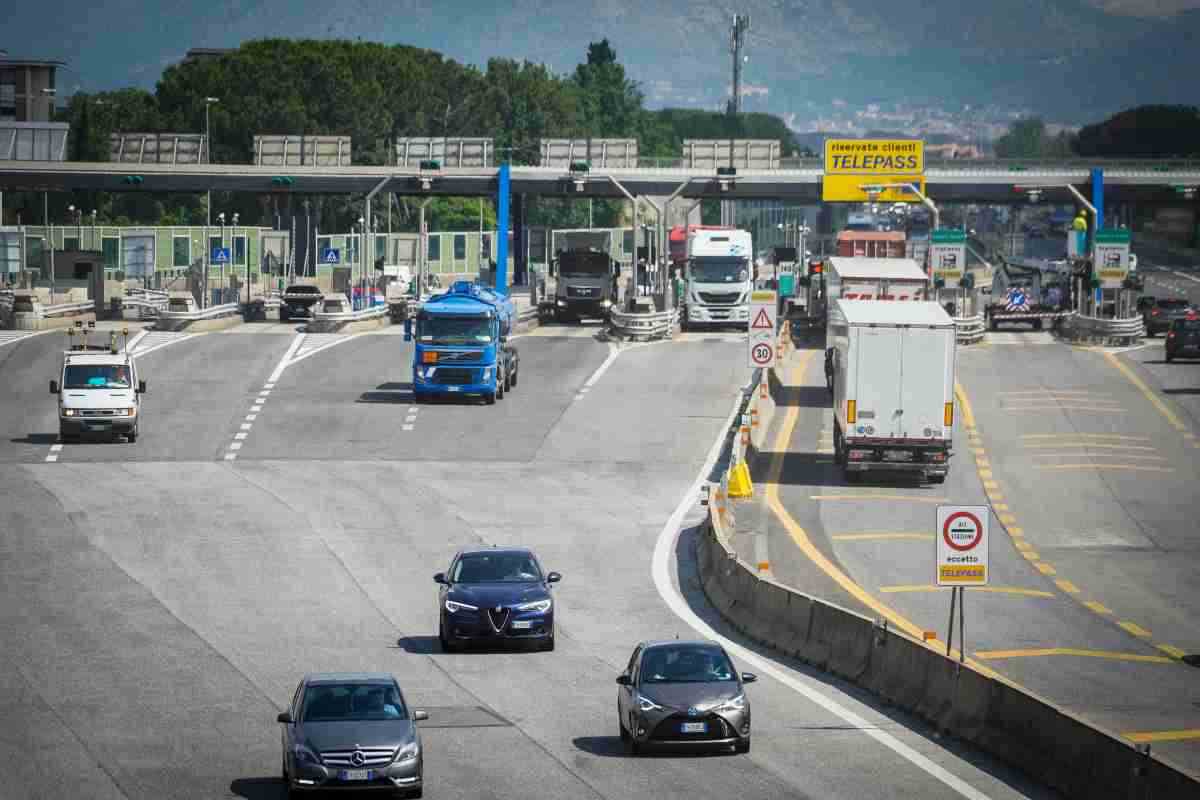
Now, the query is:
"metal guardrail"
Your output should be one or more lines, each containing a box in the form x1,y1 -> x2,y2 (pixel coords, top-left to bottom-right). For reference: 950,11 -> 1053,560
1060,314 -> 1145,346
608,307 -> 678,340
953,314 -> 986,345
42,301 -> 96,318
157,302 -> 241,322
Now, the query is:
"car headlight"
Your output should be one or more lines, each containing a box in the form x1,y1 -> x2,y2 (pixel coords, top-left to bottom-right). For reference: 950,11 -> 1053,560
713,693 -> 746,713
557,300 -> 567,307
62,408 -> 75,417
293,744 -> 321,765
515,598 -> 551,613
636,693 -> 662,713
601,299 -> 612,307
445,599 -> 478,614
393,741 -> 419,763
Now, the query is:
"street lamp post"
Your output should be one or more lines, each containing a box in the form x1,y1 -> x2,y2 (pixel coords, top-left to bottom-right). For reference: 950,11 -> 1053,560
216,212 -> 225,304
90,209 -> 97,252
860,181 -> 940,230
204,96 -> 219,298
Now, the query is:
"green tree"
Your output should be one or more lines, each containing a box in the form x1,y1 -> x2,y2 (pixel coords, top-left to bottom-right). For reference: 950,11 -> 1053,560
1074,105 -> 1200,158
572,39 -> 643,138
993,117 -> 1075,159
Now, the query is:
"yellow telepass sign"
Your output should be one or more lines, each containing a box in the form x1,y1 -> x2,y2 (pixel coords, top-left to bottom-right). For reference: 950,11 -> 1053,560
825,139 -> 924,174
822,174 -> 926,203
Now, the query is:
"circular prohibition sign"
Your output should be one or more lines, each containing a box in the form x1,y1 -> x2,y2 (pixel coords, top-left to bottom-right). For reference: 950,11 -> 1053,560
942,510 -> 983,552
751,341 -> 774,366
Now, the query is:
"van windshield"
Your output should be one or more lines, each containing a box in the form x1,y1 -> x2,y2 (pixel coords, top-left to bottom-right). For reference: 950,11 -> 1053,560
64,364 -> 131,390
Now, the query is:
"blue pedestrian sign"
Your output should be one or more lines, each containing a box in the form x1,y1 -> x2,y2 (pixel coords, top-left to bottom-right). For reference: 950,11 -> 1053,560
322,248 -> 340,264
212,247 -> 230,264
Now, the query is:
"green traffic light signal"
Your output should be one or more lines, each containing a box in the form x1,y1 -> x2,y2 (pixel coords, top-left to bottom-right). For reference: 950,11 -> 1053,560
122,175 -> 143,185
419,160 -> 441,171
271,176 -> 295,186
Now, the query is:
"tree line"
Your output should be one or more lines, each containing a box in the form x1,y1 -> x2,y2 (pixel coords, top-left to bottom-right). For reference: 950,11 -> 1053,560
993,105 -> 1200,160
5,38 -> 800,233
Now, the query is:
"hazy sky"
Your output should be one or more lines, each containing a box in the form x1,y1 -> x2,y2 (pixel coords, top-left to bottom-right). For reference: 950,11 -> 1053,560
5,0 -> 1198,121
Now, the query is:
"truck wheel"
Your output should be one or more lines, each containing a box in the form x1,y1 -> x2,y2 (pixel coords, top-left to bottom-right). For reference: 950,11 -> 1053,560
928,473 -> 946,485
844,468 -> 862,484
504,370 -> 512,392
1033,319 -> 1043,331
988,315 -> 997,331
510,368 -> 518,388
127,424 -> 138,444
485,392 -> 496,405
496,373 -> 505,400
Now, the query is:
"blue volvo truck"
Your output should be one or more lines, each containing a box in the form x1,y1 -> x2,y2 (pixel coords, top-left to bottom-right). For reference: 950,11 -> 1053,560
404,281 -> 520,404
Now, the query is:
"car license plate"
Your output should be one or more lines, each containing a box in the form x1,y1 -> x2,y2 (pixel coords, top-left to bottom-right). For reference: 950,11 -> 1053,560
85,422 -> 110,431
681,722 -> 707,733
883,450 -> 912,462
447,386 -> 461,392
340,769 -> 371,781
511,620 -> 532,629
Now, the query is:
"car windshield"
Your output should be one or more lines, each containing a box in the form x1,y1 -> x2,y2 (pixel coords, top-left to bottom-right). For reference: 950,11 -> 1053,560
1174,319 -> 1200,332
1158,299 -> 1189,309
418,315 -> 493,344
691,257 -> 748,283
640,646 -> 737,683
559,252 -> 609,277
63,364 -> 131,390
451,553 -> 541,583
287,286 -> 321,294
300,683 -> 407,722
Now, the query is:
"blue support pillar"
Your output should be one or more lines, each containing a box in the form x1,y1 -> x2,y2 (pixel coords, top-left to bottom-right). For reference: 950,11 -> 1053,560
495,163 -> 510,294
1091,168 -> 1105,229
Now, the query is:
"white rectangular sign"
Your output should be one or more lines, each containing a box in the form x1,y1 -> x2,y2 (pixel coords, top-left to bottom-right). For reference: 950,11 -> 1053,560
748,290 -> 777,369
935,505 -> 989,586
930,244 -> 966,289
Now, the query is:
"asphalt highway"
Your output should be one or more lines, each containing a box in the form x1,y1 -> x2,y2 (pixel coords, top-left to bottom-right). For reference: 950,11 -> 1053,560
0,318 -> 1052,800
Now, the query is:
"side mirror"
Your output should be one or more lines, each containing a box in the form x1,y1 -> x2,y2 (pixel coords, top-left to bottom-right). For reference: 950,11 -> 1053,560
49,380 -> 60,395
546,572 -> 562,584
741,672 -> 758,684
403,318 -> 413,342
433,572 -> 447,585
137,380 -> 147,394
615,674 -> 631,686
276,711 -> 294,724
413,710 -> 429,721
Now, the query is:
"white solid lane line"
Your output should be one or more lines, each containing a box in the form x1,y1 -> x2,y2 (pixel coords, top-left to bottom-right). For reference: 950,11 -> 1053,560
650,388 -> 996,800
267,334 -> 306,383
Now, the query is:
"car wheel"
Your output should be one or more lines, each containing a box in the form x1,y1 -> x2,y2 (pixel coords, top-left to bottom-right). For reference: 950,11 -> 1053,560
439,624 -> 456,653
1165,352 -> 1174,363
735,738 -> 751,754
928,473 -> 946,485
844,468 -> 862,484
618,711 -> 630,742
541,633 -> 555,652
406,787 -> 423,798
127,423 -> 138,443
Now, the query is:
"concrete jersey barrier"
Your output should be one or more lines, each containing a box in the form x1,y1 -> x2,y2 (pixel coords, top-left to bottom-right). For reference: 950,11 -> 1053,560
697,347 -> 1199,800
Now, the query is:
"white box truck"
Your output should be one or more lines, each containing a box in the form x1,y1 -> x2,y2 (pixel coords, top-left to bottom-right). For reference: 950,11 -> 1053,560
680,228 -> 753,330
824,257 -> 930,303
827,299 -> 956,484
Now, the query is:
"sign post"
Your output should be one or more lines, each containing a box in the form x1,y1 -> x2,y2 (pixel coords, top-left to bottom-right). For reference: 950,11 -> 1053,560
929,229 -> 966,290
211,248 -> 230,305
1093,228 -> 1131,289
822,139 -> 926,204
748,289 -> 778,370
935,504 -> 989,661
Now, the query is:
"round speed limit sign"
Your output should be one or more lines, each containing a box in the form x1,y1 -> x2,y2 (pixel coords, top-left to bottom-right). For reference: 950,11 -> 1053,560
751,341 -> 774,366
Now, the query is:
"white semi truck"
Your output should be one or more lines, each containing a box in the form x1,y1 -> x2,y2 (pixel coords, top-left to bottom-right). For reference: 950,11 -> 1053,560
827,299 -> 956,484
680,228 -> 753,330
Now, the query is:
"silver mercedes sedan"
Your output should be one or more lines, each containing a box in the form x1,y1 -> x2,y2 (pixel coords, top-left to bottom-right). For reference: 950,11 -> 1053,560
277,673 -> 428,797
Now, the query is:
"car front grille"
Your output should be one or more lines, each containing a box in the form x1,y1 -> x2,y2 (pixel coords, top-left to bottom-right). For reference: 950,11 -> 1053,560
486,607 -> 511,632
433,367 -> 476,385
698,292 -> 741,305
320,747 -> 397,767
650,713 -> 733,741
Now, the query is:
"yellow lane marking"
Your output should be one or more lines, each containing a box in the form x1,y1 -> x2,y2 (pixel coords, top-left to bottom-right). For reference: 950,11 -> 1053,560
1035,562 -> 1057,575
1020,433 -> 1149,441
975,648 -> 1173,665
809,495 -> 950,503
979,469 -> 994,479
1014,540 -> 1033,551
954,382 -> 976,429
1124,730 -> 1200,744
1084,601 -> 1112,615
998,513 -> 1017,524
880,585 -> 1056,598
1007,525 -> 1023,536
1021,551 -> 1040,561
1103,351 -> 1190,433
1022,442 -> 1158,451
1034,464 -> 1175,473
831,533 -> 935,542
975,458 -> 990,467
1157,644 -> 1188,659
1119,621 -> 1153,639
993,503 -> 1009,512
772,362 -> 1002,678
1055,579 -> 1080,594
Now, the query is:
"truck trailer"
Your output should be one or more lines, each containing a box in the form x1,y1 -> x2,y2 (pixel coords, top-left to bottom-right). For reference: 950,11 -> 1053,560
824,257 -> 930,303
836,230 -> 906,258
827,299 -> 956,484
405,281 -> 520,404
